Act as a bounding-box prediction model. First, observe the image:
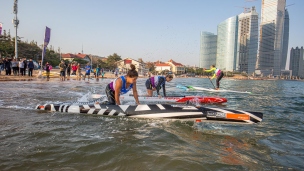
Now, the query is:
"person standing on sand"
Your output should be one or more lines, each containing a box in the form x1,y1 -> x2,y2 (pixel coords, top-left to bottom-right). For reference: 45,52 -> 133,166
66,63 -> 71,80
76,63 -> 82,81
28,58 -> 34,77
59,60 -> 66,81
84,63 -> 91,81
105,64 -> 140,105
11,59 -> 19,76
72,63 -> 77,75
19,59 -> 24,76
204,65 -> 224,90
45,62 -> 51,81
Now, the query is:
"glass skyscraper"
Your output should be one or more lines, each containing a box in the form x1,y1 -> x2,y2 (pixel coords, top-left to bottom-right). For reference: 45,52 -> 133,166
289,47 -> 304,78
236,6 -> 259,75
257,0 -> 286,76
216,16 -> 238,71
199,32 -> 217,68
281,8 -> 289,70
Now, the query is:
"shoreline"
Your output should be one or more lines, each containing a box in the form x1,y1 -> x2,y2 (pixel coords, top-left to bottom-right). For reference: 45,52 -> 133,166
0,69 -> 302,81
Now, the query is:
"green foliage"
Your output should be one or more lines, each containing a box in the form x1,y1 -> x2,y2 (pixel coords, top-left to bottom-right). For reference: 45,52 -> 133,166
97,59 -> 107,69
0,31 -> 62,67
146,62 -> 155,72
106,53 -> 121,69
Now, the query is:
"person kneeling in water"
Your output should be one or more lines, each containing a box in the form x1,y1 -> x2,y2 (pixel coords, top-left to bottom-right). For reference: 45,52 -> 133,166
204,65 -> 224,90
105,64 -> 140,105
146,74 -> 173,98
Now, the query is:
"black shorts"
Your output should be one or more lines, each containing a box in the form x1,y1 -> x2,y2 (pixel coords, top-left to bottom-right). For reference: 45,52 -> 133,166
105,84 -> 115,105
145,79 -> 153,90
60,71 -> 65,76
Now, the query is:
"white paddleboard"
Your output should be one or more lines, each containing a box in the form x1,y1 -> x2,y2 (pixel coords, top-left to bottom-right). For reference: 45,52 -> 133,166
190,86 -> 252,94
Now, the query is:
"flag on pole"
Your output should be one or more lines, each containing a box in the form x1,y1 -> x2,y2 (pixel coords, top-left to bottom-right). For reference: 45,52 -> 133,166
38,26 -> 51,77
44,26 -> 51,47
0,23 -> 2,36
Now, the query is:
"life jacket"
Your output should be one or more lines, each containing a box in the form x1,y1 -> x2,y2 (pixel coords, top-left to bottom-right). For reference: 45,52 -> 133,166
215,68 -> 222,76
109,76 -> 133,94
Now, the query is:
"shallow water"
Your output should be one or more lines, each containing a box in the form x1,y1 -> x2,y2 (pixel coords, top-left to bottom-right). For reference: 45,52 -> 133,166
0,77 -> 303,170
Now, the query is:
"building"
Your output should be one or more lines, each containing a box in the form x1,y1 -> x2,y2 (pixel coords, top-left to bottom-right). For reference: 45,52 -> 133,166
61,53 -> 91,63
166,59 -> 185,74
289,47 -> 304,78
216,15 -> 238,72
199,32 -> 217,68
236,6 -> 259,75
281,8 -> 289,70
115,58 -> 149,76
257,0 -> 286,76
154,62 -> 171,74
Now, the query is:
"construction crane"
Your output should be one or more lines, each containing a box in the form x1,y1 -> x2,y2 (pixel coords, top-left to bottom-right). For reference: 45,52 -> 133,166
285,3 -> 295,8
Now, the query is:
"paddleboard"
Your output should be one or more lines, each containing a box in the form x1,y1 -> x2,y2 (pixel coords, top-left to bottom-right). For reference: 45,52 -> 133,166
90,94 -> 227,104
187,86 -> 251,94
36,103 -> 263,124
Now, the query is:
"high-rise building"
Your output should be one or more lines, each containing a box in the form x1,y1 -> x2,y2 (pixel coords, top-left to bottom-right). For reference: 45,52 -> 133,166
289,47 -> 304,78
199,32 -> 217,68
281,9 -> 289,70
257,0 -> 286,76
236,6 -> 259,75
216,16 -> 238,71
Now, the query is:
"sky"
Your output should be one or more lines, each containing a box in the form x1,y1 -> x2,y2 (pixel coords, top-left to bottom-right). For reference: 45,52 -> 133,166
0,0 -> 303,66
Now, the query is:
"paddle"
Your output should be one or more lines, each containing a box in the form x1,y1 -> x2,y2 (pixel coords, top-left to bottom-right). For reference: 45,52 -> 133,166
206,74 -> 216,89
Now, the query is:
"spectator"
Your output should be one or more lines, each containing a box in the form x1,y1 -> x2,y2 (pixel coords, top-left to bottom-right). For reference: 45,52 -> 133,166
76,63 -> 82,81
66,63 -> 71,80
71,63 -> 77,75
11,59 -> 19,76
59,60 -> 66,81
28,58 -> 34,77
4,58 -> 12,75
84,63 -> 91,81
45,62 -> 51,81
19,59 -> 25,76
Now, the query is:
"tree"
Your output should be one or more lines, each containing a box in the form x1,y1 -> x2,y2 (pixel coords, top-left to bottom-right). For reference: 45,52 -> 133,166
106,53 -> 121,69
146,62 -> 155,72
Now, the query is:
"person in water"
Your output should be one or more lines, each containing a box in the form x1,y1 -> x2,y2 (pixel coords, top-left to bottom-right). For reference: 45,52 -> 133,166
146,74 -> 173,98
204,65 -> 224,90
105,64 -> 140,105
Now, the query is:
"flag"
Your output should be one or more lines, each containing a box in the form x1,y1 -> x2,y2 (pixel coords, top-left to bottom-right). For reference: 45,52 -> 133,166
0,23 -> 2,36
40,26 -> 51,75
44,26 -> 51,47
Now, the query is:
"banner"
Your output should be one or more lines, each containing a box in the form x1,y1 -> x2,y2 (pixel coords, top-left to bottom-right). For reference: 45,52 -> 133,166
40,26 -> 51,74
44,26 -> 51,47
0,23 -> 2,36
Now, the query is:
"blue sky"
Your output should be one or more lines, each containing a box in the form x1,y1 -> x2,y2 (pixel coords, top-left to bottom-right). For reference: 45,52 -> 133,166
0,0 -> 303,66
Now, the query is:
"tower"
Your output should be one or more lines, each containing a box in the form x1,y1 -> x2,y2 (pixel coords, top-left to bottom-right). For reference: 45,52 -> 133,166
199,32 -> 217,68
236,6 -> 259,75
257,0 -> 286,76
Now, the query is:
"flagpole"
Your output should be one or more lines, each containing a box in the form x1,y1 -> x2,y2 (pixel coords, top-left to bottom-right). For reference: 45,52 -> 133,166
38,26 -> 51,77
13,0 -> 19,60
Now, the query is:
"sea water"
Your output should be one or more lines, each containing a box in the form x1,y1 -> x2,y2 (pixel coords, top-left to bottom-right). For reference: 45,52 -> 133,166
0,77 -> 303,170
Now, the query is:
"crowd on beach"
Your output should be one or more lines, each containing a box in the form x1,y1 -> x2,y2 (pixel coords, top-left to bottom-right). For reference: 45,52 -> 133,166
44,60 -> 106,81
0,57 -> 35,77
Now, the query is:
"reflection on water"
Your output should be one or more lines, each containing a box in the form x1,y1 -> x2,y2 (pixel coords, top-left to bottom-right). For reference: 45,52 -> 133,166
0,78 -> 303,170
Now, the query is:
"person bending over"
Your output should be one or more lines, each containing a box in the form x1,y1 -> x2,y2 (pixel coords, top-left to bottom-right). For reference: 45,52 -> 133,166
146,74 -> 173,98
105,64 -> 140,105
204,65 -> 224,90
